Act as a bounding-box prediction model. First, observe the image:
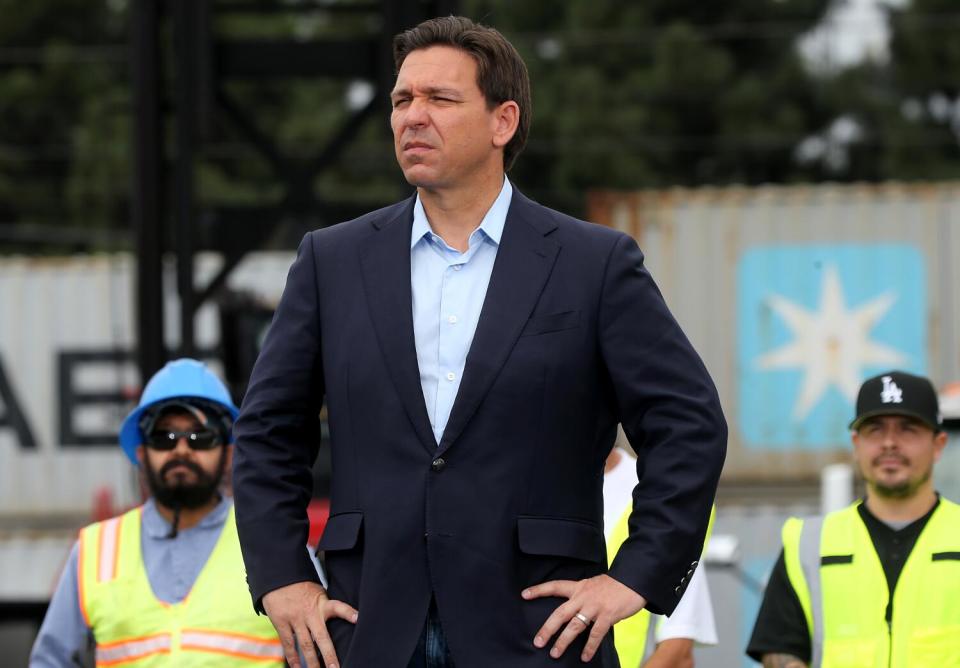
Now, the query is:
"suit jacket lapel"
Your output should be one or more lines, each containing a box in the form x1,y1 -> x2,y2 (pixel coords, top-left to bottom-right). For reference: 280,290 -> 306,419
359,197 -> 437,454
438,191 -> 560,454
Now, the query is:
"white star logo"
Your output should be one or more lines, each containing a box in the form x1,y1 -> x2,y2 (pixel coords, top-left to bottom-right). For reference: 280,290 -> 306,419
756,265 -> 907,420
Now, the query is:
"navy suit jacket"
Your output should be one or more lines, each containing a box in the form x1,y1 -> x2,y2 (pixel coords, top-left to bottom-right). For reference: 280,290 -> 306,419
233,189 -> 727,667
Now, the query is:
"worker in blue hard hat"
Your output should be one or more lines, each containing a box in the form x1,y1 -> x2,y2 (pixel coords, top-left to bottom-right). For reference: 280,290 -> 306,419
30,358 -> 284,667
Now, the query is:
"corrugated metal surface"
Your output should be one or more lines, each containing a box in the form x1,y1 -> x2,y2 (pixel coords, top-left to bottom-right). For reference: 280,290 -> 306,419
0,532 -> 74,600
588,183 -> 960,482
696,503 -> 816,668
0,252 -> 294,517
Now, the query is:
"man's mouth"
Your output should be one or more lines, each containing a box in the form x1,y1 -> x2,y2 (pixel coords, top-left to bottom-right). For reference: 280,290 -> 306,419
875,457 -> 908,468
162,460 -> 201,477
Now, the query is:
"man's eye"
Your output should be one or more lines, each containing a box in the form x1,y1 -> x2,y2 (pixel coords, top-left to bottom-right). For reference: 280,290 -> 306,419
392,98 -> 409,108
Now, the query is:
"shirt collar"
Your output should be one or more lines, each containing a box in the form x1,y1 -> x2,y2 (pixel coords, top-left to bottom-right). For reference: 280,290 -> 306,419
410,176 -> 513,250
141,495 -> 231,538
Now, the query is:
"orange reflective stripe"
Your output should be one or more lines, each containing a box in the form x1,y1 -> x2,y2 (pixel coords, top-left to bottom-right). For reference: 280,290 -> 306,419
77,530 -> 91,628
95,632 -> 171,666
181,628 -> 283,661
97,516 -> 122,583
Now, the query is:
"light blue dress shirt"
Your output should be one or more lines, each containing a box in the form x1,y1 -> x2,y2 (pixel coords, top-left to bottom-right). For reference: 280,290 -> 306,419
411,177 -> 513,444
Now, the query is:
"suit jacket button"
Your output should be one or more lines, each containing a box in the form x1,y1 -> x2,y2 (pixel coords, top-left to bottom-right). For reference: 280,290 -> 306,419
674,586 -> 682,595
431,458 -> 446,472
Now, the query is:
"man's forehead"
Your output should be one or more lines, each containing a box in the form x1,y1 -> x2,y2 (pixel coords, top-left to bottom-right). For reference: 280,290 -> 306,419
394,46 -> 477,87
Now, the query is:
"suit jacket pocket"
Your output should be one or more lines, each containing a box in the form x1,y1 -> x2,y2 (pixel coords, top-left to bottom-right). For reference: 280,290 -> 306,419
317,511 -> 364,552
520,310 -> 580,337
517,516 -> 604,563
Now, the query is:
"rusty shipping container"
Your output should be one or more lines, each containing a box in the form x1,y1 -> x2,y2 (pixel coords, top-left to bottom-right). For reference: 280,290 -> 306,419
588,182 -> 960,484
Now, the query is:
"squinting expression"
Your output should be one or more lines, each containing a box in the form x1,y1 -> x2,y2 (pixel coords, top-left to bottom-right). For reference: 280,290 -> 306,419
390,46 -> 503,191
852,415 -> 946,498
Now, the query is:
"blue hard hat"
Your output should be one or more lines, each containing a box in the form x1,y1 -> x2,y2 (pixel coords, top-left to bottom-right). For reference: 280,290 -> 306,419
119,358 -> 239,465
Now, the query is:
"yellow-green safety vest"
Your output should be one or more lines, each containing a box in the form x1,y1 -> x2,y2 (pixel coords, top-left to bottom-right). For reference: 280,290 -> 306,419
782,498 -> 960,668
78,504 -> 283,667
607,505 -> 715,667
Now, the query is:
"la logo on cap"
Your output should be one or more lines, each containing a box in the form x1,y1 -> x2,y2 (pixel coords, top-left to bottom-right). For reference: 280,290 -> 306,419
880,375 -> 903,404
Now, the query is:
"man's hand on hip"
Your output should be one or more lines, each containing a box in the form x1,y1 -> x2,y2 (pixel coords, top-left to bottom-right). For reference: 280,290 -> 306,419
522,574 -> 646,663
262,581 -> 358,668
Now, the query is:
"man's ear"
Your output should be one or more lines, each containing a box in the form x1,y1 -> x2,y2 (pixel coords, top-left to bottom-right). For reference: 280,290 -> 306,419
491,100 -> 519,149
933,430 -> 948,462
136,444 -> 146,468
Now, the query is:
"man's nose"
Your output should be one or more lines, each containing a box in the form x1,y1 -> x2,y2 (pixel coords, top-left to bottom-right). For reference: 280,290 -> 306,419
402,97 -> 429,127
172,435 -> 194,454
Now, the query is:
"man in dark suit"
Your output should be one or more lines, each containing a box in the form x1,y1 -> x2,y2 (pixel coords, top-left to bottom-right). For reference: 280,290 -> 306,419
233,15 -> 726,668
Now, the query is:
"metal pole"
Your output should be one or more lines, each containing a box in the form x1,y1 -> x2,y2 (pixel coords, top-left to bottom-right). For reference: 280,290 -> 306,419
131,0 -> 166,382
173,0 -> 198,357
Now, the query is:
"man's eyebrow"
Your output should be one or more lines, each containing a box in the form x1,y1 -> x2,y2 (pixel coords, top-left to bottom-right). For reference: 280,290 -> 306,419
390,86 -> 463,99
422,86 -> 463,98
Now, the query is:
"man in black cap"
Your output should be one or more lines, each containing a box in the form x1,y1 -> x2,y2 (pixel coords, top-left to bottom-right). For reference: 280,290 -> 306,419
747,370 -> 960,668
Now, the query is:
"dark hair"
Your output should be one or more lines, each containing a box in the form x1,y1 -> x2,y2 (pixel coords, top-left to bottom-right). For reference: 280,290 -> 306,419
393,16 -> 531,172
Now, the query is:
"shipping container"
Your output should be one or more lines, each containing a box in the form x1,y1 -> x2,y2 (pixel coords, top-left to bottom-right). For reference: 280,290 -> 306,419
588,182 -> 960,484
0,252 -> 294,522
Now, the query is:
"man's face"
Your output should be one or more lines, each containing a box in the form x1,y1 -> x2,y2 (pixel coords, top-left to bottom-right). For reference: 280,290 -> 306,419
852,415 -> 947,498
390,45 -> 513,191
137,410 -> 229,509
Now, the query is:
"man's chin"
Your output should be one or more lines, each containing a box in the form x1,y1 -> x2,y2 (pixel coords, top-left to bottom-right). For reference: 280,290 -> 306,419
401,165 -> 441,188
154,485 -> 219,509
871,477 -> 915,499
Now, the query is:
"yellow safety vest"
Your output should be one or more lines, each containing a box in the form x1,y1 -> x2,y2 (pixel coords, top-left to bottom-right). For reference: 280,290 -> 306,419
78,504 -> 283,667
782,498 -> 960,668
607,505 -> 715,667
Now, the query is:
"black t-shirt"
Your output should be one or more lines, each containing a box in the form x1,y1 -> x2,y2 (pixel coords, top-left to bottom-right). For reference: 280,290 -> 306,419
745,497 -> 940,663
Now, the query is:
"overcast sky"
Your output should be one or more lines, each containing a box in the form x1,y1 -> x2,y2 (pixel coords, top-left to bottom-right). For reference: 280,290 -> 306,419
801,0 -> 909,70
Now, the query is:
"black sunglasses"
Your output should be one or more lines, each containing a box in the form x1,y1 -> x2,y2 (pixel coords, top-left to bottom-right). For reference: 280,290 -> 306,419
146,429 -> 222,451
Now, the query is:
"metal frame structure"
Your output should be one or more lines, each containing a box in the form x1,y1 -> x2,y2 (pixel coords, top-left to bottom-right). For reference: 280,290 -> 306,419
131,0 -> 458,383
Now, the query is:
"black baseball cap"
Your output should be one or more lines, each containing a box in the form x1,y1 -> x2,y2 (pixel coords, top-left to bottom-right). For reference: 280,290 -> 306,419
849,370 -> 942,432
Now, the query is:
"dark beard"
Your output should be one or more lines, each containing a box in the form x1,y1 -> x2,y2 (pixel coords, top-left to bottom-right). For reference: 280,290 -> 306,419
872,467 -> 931,499
144,451 -> 225,510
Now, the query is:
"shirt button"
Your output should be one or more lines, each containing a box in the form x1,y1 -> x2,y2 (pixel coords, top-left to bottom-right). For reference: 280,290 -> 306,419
453,264 -> 462,271
446,372 -> 456,381
448,315 -> 458,324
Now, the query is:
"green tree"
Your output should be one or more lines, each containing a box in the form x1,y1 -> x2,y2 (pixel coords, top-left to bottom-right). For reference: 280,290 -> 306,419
16,0 -> 928,247
0,0 -> 128,247
463,0 -> 833,211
